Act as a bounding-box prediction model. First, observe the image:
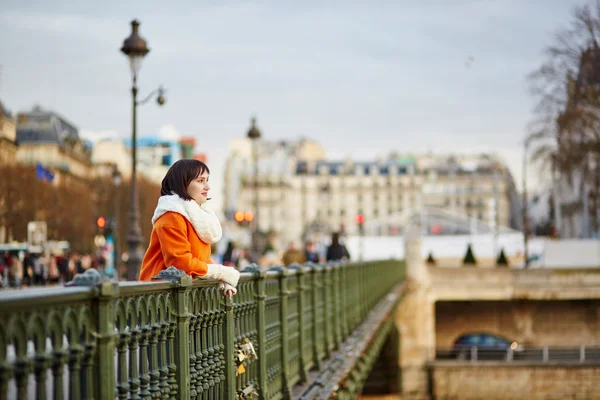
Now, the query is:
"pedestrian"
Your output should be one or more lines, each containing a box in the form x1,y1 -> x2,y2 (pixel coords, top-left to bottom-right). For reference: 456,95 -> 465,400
326,232 -> 350,262
139,159 -> 239,298
304,241 -> 319,263
222,240 -> 239,267
282,241 -> 306,266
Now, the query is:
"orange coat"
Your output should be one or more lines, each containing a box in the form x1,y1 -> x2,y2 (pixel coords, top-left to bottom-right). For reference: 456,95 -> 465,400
139,211 -> 212,281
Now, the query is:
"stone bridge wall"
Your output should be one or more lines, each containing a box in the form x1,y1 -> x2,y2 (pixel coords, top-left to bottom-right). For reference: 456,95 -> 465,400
431,363 -> 600,400
436,299 -> 600,347
430,266 -> 600,301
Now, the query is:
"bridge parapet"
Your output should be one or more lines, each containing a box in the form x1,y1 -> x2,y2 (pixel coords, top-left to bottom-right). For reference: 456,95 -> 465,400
429,266 -> 600,301
0,260 -> 404,399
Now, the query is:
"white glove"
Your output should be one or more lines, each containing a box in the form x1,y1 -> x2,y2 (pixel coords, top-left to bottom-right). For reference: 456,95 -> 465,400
219,281 -> 237,298
203,264 -> 240,288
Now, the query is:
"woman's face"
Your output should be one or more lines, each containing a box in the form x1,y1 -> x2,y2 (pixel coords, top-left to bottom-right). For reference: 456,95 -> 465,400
187,170 -> 210,205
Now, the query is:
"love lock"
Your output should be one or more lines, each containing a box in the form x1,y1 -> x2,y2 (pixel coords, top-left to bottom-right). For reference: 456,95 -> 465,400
239,338 -> 258,361
237,383 -> 259,399
235,349 -> 247,376
235,338 -> 258,376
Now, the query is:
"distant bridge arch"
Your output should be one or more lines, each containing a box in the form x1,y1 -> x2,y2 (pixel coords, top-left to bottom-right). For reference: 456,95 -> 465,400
362,207 -> 519,237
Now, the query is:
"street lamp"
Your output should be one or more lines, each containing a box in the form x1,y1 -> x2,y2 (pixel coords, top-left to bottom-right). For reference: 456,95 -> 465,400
522,139 -> 530,268
246,117 -> 261,256
112,165 -> 122,280
121,19 -> 166,280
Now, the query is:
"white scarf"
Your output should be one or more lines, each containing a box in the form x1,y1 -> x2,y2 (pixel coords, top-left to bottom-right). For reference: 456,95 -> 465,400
151,195 -> 222,244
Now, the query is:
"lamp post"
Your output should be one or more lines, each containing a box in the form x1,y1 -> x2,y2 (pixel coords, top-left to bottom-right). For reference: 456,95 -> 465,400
522,139 -> 530,268
120,20 -> 166,280
246,117 -> 261,257
112,166 -> 122,280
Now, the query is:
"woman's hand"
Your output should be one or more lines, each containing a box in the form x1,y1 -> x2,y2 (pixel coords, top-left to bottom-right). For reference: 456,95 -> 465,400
219,281 -> 237,299
204,264 -> 240,287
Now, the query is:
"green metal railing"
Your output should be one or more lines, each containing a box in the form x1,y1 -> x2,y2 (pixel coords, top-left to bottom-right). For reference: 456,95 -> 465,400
0,260 -> 404,399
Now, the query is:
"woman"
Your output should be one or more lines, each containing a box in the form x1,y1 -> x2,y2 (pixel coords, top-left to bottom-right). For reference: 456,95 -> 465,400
139,159 -> 239,297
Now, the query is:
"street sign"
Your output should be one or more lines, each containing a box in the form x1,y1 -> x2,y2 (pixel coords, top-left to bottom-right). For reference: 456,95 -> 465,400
27,221 -> 47,253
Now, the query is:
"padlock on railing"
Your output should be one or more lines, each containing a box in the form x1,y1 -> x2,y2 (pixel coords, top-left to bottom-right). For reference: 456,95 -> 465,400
239,337 -> 258,360
235,337 -> 258,376
237,383 -> 259,399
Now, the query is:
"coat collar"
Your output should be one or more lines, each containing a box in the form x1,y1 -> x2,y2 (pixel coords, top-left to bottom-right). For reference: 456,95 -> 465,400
152,195 -> 222,244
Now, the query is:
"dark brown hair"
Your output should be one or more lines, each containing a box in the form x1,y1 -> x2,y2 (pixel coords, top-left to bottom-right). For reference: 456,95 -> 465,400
161,159 -> 210,201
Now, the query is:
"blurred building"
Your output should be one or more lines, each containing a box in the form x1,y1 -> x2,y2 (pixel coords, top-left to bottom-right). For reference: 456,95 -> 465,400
121,136 -> 181,184
193,153 -> 207,163
15,105 -> 93,184
0,100 -> 17,164
223,137 -> 325,218
91,135 -> 204,184
91,139 -> 132,180
179,137 -> 196,159
234,148 -> 520,250
178,136 -> 207,162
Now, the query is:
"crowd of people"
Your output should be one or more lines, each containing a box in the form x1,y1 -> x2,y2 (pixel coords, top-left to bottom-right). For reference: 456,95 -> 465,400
1,159 -> 351,289
0,231 -> 351,289
0,251 -> 108,288
219,232 -> 351,270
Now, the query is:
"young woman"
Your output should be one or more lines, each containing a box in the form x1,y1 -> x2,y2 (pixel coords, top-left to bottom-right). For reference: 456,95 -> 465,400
139,159 -> 239,297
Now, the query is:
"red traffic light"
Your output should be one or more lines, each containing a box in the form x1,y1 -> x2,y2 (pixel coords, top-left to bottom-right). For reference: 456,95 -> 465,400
96,216 -> 107,228
234,212 -> 244,223
244,211 -> 254,222
356,214 -> 365,224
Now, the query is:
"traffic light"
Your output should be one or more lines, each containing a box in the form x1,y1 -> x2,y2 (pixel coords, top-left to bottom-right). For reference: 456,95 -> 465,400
356,212 -> 365,235
235,211 -> 245,223
97,216 -> 107,229
234,211 -> 254,227
356,214 -> 365,224
96,216 -> 117,235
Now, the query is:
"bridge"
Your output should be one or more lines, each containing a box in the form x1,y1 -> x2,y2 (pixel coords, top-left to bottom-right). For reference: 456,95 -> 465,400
2,232 -> 600,400
0,260 -> 405,399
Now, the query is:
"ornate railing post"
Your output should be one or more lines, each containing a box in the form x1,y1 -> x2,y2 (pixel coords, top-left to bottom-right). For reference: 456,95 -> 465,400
153,267 -> 193,399
242,264 -> 268,400
289,263 -> 308,383
331,262 -> 342,348
340,262 -> 349,340
97,282 -> 119,400
323,263 -> 333,357
69,269 -> 119,400
311,264 -> 323,369
270,265 -> 292,399
224,292 -> 236,399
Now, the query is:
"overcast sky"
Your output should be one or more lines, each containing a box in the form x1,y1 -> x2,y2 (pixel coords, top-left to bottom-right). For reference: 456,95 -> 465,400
0,0 -> 583,209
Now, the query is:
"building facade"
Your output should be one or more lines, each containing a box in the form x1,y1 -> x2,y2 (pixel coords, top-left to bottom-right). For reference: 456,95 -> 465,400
222,137 -> 326,218
234,150 -> 521,250
15,106 -> 93,183
0,100 -> 17,165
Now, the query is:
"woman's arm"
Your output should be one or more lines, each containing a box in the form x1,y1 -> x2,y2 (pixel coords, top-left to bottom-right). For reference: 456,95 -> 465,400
156,223 -> 209,277
155,221 -> 240,287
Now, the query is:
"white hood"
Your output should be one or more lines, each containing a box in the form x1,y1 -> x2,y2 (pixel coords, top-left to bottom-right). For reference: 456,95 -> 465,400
152,195 -> 222,244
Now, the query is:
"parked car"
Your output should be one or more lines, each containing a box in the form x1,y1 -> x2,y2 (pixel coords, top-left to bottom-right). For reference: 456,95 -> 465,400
452,333 -> 522,360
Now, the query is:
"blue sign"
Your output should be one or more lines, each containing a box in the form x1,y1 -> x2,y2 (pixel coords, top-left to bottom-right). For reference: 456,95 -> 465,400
35,163 -> 55,182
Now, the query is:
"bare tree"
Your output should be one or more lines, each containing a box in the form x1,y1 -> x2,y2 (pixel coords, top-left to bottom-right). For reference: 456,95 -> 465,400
528,1 -> 600,235
0,165 -> 165,252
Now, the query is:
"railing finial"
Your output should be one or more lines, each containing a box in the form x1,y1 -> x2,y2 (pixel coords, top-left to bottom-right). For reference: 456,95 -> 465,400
152,266 -> 191,285
67,268 -> 107,287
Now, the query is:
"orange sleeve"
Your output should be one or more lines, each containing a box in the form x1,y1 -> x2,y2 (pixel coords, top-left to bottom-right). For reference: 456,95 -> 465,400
155,222 -> 209,277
